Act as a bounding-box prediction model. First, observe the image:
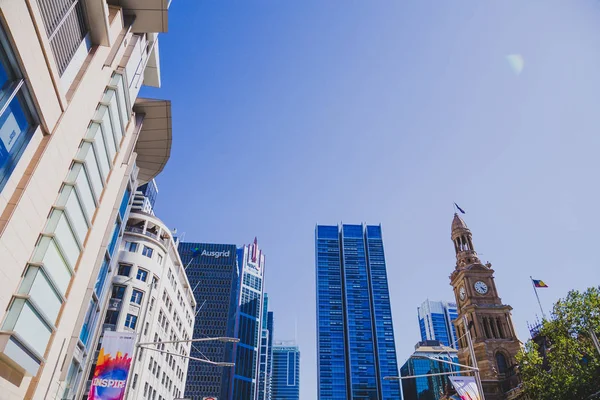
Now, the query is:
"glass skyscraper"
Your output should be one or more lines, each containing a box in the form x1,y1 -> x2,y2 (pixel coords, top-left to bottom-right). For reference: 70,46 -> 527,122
271,343 -> 300,400
233,239 -> 266,399
179,242 -> 240,400
315,224 -> 401,400
400,340 -> 460,400
258,295 -> 274,400
418,300 -> 459,349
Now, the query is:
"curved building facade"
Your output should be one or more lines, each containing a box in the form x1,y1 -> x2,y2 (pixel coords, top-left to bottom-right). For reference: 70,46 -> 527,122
95,210 -> 196,400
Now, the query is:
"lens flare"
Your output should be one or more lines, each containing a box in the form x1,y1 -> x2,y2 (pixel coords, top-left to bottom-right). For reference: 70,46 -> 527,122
506,54 -> 524,76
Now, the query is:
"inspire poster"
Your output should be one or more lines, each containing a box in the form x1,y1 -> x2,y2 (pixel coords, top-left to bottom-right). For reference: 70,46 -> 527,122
88,331 -> 136,400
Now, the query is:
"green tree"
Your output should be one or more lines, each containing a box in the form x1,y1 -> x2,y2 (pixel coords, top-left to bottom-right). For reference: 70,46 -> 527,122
516,286 -> 600,400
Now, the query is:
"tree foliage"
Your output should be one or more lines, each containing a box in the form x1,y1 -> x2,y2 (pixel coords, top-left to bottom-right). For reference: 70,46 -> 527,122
516,286 -> 600,400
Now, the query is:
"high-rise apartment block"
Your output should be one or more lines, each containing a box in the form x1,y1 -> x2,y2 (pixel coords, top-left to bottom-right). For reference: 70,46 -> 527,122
0,1 -> 173,398
97,209 -> 195,400
180,238 -> 267,400
271,342 -> 300,400
418,299 -> 459,349
315,224 -> 401,400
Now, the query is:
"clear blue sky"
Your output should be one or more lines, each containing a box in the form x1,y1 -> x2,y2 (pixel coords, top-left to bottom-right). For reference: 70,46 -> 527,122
142,1 -> 600,398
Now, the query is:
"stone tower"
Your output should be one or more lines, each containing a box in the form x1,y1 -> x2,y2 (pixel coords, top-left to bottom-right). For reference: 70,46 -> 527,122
449,214 -> 522,400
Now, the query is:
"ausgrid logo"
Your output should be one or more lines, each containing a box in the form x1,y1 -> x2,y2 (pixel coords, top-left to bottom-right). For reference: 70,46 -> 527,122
201,249 -> 230,259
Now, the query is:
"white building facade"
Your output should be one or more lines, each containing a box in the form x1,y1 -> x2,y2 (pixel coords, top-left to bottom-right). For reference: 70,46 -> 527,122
94,210 -> 195,400
0,1 -> 173,399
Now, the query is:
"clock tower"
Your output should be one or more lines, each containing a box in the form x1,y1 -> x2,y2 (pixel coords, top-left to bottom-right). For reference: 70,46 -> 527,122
449,214 -> 522,400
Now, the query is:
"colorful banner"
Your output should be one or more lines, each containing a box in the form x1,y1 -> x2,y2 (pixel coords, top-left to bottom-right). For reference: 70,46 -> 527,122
88,331 -> 136,400
449,376 -> 482,400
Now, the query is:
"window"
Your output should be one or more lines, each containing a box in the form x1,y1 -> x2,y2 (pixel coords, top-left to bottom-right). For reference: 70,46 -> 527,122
37,0 -> 89,76
104,309 -> 119,325
124,314 -> 137,329
0,25 -> 38,193
496,352 -> 509,374
142,245 -> 153,258
125,241 -> 138,252
157,253 -> 163,265
136,268 -> 148,282
118,264 -> 131,277
131,289 -> 143,305
112,285 -> 126,300
132,374 -> 138,389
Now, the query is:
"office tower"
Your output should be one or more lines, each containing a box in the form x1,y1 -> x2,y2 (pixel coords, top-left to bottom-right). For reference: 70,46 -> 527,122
233,238 -> 266,400
271,342 -> 300,400
180,238 -> 266,400
0,1 -> 173,399
132,179 -> 159,214
179,242 -> 240,400
315,224 -> 401,400
418,300 -> 459,349
258,295 -> 274,400
400,340 -> 459,400
449,214 -> 522,399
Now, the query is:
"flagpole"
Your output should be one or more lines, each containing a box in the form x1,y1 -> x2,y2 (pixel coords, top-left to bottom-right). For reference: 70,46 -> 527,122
530,276 -> 546,320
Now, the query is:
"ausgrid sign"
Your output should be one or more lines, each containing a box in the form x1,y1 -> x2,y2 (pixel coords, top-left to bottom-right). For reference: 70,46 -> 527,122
201,249 -> 230,259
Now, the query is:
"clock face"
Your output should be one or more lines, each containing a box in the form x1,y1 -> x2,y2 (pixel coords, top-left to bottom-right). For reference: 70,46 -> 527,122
459,286 -> 466,301
474,281 -> 488,294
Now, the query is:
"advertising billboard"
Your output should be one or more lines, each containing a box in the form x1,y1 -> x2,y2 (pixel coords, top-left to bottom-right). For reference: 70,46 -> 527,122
88,331 -> 136,400
449,376 -> 482,400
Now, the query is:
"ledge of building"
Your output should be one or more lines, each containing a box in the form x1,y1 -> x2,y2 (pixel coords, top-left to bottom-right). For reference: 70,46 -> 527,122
107,0 -> 171,33
133,98 -> 172,185
0,333 -> 42,384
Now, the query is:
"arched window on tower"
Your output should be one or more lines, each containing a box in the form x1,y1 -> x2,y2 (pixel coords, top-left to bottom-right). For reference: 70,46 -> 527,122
496,352 -> 508,375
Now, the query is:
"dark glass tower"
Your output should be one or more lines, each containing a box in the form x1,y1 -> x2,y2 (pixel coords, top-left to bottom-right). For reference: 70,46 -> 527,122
315,224 -> 400,400
179,242 -> 240,400
271,343 -> 300,400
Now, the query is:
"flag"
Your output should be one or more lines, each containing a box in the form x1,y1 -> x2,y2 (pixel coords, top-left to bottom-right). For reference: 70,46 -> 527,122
454,203 -> 466,214
88,332 -> 136,400
532,279 -> 548,288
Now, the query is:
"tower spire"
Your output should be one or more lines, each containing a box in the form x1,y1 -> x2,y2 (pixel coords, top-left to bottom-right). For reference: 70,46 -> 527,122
451,213 -> 481,268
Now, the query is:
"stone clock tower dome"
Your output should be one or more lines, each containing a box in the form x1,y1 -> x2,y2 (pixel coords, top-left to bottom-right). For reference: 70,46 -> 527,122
449,214 -> 522,400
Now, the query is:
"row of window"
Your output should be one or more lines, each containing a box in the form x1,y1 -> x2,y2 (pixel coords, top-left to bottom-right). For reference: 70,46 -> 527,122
59,71 -> 132,399
2,72 -> 131,362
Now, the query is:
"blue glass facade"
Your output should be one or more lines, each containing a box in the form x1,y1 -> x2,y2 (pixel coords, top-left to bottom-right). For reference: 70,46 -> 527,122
417,300 -> 459,349
180,242 -> 240,400
258,295 -> 274,400
400,341 -> 460,400
232,240 -> 266,400
316,224 -> 401,400
271,344 -> 300,400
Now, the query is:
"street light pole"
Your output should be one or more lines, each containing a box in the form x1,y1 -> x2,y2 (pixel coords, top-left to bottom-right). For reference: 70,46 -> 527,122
123,335 -> 239,399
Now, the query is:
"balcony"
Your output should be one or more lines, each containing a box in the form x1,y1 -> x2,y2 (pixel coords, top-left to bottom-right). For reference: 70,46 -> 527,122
125,224 -> 159,240
107,0 -> 171,33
